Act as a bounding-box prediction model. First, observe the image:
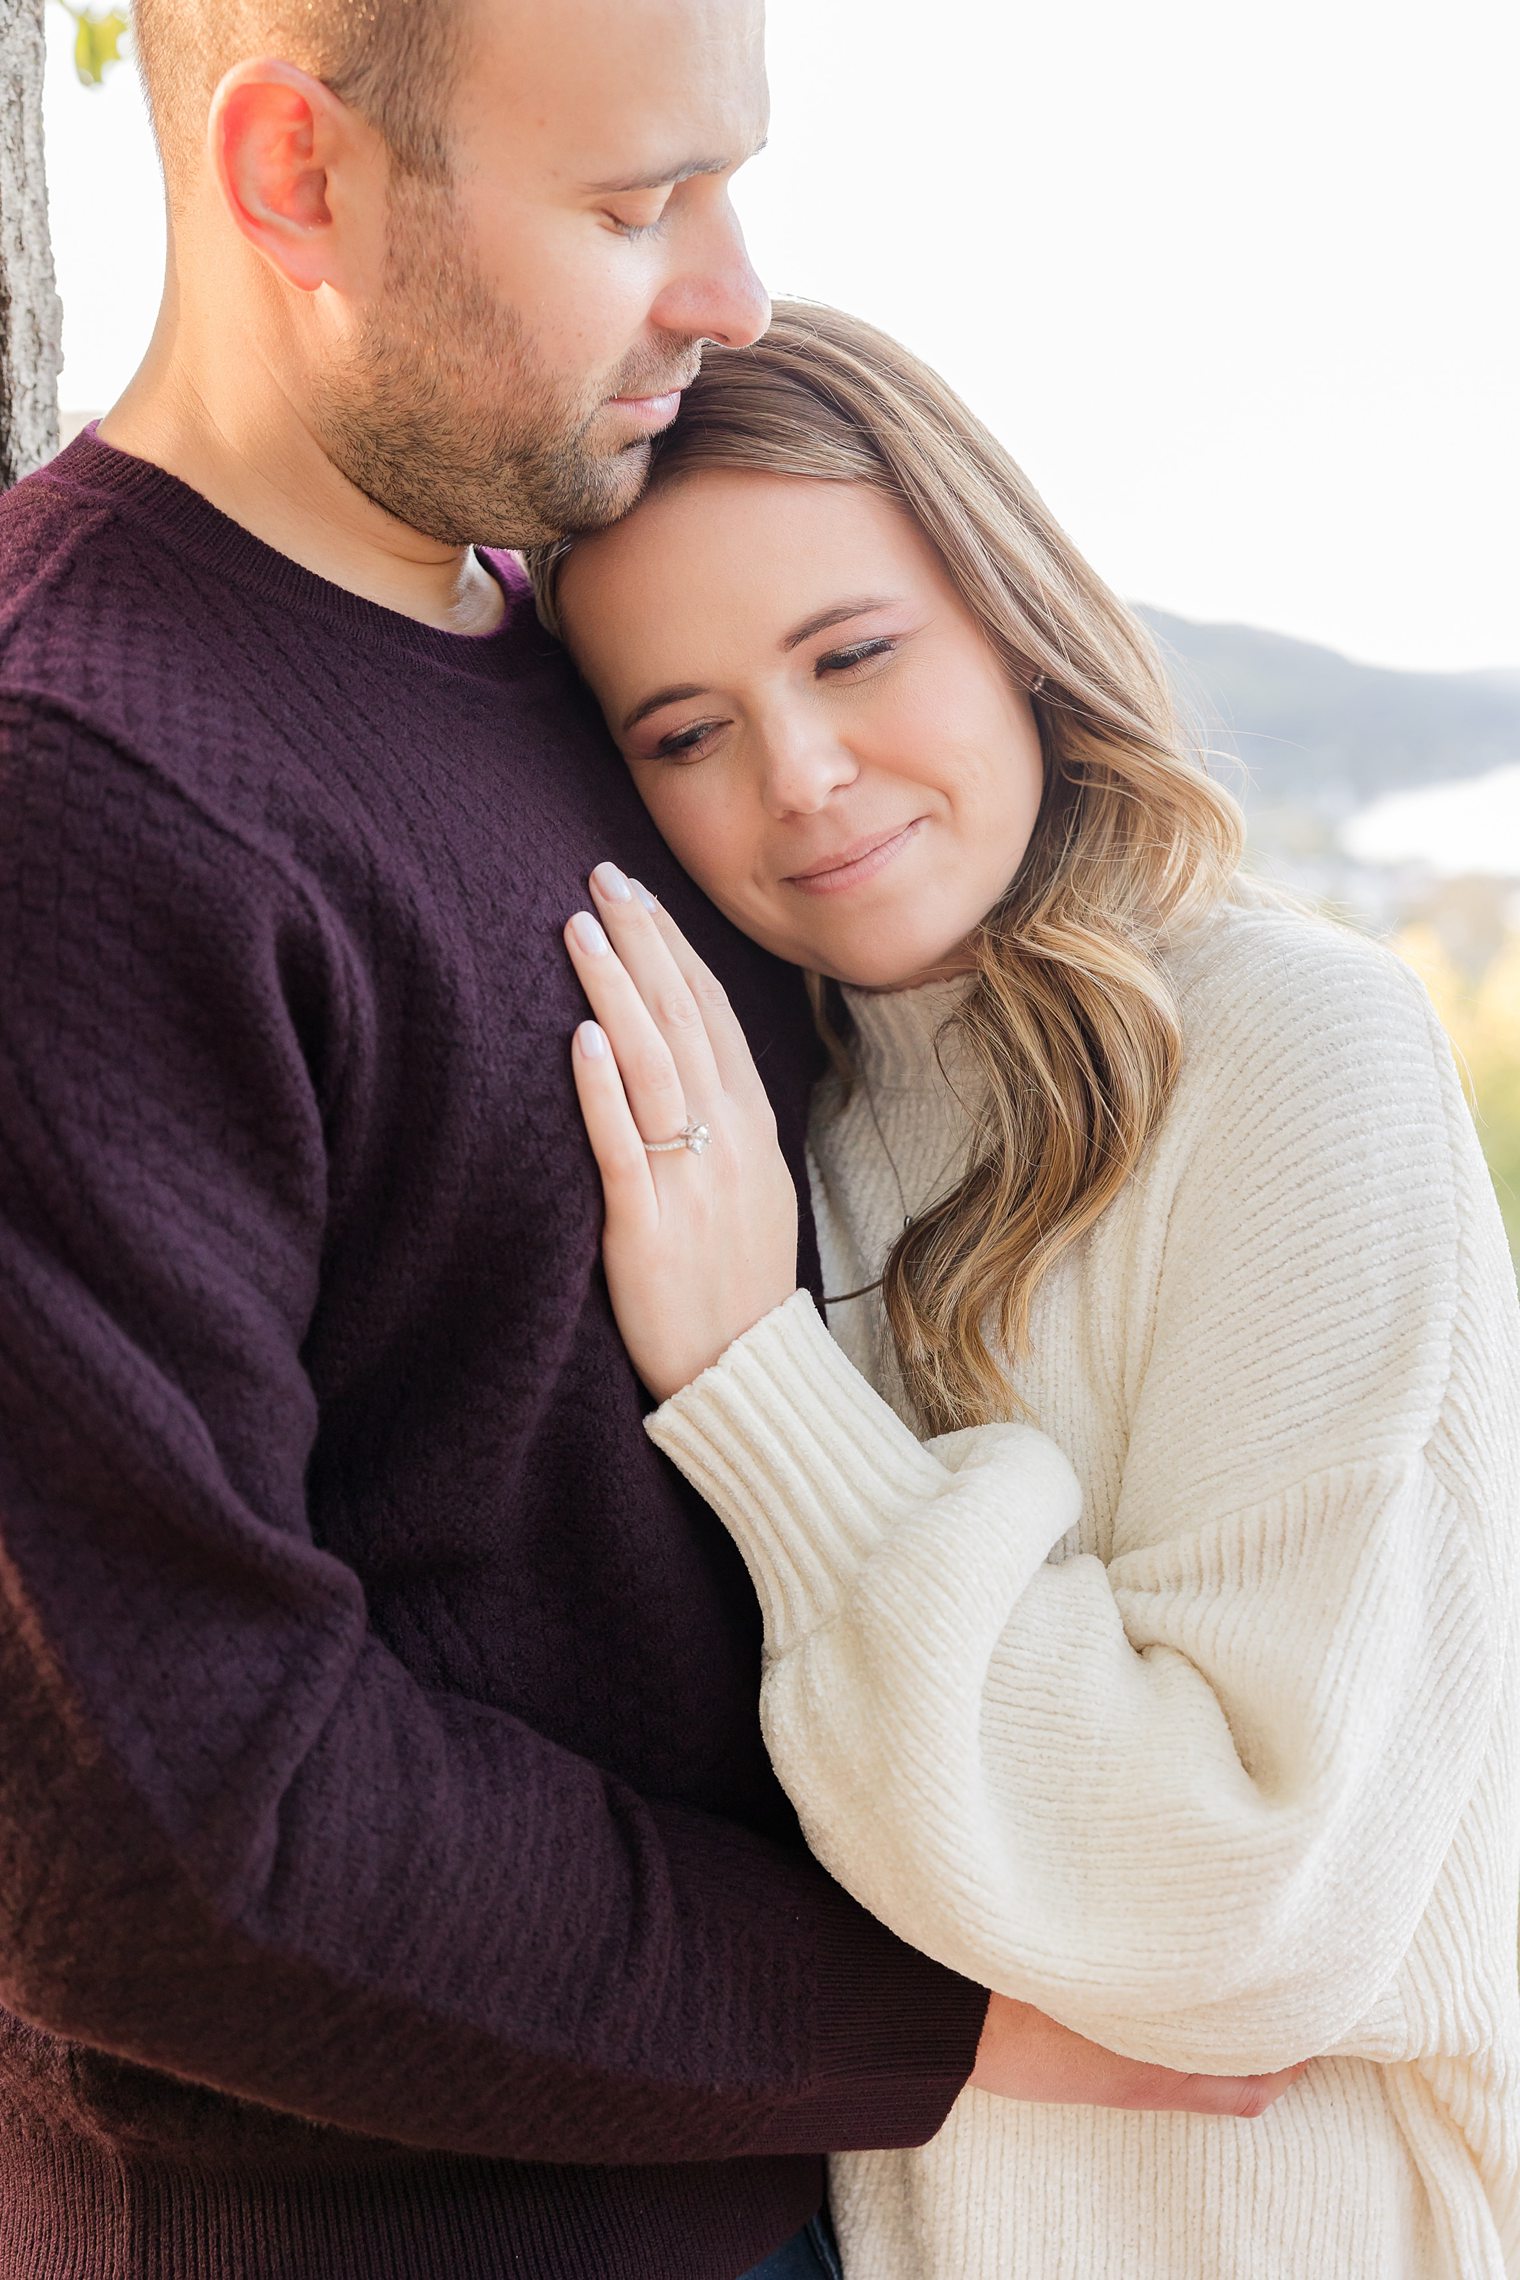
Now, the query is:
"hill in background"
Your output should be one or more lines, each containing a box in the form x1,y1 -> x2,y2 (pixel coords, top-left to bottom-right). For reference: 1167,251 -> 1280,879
1137,607 -> 1520,814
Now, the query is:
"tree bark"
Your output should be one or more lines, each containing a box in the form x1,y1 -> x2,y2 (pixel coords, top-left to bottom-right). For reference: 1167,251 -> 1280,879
0,0 -> 62,487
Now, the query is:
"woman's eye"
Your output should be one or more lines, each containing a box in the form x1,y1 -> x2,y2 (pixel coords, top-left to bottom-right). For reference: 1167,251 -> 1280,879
653,720 -> 723,763
816,638 -> 897,679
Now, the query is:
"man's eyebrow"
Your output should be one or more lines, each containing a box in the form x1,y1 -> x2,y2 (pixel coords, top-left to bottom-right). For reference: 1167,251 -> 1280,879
781,598 -> 896,652
622,683 -> 710,735
589,137 -> 769,197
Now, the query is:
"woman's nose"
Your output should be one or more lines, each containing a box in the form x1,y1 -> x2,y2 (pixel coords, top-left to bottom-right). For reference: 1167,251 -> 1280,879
756,721 -> 859,819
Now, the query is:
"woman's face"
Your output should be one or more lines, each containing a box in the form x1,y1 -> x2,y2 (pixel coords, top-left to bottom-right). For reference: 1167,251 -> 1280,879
557,469 -> 1047,989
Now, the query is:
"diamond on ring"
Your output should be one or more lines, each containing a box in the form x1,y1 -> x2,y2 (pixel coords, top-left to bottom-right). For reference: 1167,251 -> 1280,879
643,1120 -> 711,1156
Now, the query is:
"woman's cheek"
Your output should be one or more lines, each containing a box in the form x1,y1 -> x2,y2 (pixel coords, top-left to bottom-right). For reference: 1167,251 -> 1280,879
640,776 -> 741,903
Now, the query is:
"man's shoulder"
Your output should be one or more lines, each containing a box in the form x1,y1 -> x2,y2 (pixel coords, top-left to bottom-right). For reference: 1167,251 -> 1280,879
0,441 -> 356,900
0,482 -> 322,963
2,440 -> 216,733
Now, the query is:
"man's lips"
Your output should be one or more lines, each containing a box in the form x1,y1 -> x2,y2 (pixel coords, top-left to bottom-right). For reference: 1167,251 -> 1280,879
607,389 -> 685,430
608,367 -> 701,428
784,818 -> 927,895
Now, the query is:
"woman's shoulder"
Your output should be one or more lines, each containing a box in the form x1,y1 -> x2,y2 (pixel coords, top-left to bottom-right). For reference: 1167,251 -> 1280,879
1138,891 -> 1485,1258
1167,890 -> 1431,1022
1163,893 -> 1448,1108
1149,901 -> 1518,1497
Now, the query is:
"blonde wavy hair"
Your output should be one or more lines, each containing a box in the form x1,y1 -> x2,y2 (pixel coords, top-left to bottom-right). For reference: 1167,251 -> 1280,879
528,301 -> 1246,1435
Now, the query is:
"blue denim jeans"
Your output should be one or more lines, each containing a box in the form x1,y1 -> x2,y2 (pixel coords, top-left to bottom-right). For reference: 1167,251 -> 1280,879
740,2209 -> 844,2278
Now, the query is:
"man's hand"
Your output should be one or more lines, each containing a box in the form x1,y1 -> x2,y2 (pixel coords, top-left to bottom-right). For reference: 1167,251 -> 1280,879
970,1993 -> 1309,2118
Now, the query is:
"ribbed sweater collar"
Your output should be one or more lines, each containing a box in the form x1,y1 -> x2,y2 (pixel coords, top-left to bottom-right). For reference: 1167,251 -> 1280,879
840,974 -> 979,1100
39,427 -> 537,680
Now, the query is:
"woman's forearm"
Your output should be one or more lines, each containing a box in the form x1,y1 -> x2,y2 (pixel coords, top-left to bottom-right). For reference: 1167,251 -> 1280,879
649,1294 -> 1498,2070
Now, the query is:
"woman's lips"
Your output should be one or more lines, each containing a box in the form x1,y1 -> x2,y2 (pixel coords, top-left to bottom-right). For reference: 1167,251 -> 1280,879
785,818 -> 926,896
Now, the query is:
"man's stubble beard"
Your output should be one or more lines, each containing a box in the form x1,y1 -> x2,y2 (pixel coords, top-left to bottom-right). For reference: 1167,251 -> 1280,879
312,174 -> 687,549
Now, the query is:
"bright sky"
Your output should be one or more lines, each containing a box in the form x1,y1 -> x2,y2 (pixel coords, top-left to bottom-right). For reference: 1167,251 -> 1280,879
40,0 -> 1520,675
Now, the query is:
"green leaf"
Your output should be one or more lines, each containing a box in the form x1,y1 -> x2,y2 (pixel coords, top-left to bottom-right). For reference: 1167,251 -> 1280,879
72,7 -> 129,85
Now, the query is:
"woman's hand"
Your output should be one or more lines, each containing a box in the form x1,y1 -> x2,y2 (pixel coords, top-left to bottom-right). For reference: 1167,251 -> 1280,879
564,862 -> 801,1403
970,1994 -> 1311,2118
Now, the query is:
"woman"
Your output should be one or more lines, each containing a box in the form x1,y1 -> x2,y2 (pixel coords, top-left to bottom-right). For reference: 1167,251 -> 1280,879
527,304 -> 1520,2278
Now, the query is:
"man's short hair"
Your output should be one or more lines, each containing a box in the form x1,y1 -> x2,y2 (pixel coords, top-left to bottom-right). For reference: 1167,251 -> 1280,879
133,0 -> 463,190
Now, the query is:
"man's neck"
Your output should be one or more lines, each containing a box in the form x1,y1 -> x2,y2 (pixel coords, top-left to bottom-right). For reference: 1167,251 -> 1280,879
100,337 -> 507,639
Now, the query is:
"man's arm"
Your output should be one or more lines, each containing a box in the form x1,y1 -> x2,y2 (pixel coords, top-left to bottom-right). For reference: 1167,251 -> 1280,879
0,693 -> 986,2163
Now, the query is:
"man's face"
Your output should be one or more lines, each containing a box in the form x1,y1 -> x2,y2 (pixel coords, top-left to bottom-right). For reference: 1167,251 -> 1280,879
313,0 -> 771,548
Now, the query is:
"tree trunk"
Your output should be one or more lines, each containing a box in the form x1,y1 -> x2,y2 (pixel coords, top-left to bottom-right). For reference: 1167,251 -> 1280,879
0,0 -> 62,487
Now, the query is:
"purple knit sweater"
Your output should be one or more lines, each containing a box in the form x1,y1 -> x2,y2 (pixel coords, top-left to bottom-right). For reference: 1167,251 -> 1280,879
0,433 -> 983,2280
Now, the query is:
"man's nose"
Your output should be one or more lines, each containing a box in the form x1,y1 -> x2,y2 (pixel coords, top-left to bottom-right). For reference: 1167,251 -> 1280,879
653,204 -> 771,350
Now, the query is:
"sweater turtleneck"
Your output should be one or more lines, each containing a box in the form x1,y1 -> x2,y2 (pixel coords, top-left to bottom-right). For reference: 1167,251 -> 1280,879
810,975 -> 982,1418
837,975 -> 977,1100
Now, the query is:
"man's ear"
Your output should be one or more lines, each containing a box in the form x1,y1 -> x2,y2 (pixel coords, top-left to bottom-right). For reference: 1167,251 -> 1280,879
209,58 -> 386,296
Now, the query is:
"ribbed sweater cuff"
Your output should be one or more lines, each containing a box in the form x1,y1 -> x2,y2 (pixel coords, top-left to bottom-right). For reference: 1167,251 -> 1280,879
647,1293 -> 949,1653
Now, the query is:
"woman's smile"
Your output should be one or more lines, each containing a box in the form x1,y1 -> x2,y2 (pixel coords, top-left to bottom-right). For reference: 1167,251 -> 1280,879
782,816 -> 928,897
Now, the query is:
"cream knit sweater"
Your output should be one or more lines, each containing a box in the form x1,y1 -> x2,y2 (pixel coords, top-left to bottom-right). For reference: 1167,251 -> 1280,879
649,903 -> 1520,2280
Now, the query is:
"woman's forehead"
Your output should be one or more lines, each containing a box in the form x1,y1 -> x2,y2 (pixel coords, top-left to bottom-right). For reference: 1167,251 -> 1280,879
560,473 -> 940,666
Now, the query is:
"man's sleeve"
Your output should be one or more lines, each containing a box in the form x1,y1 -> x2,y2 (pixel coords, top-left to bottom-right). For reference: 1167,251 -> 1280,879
0,694 -> 985,2164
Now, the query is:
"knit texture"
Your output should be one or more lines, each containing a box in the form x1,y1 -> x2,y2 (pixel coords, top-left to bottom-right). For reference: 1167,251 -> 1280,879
0,431 -> 986,2280
650,903 -> 1520,2278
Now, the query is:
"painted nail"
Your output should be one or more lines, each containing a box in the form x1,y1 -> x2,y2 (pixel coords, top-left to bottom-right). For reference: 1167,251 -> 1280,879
577,1020 -> 608,1059
570,911 -> 610,955
592,861 -> 632,902
629,878 -> 659,912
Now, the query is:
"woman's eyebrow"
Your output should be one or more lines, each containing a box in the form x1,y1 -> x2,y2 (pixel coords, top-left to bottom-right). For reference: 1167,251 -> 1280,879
781,598 -> 896,652
619,599 -> 898,734
622,682 -> 709,735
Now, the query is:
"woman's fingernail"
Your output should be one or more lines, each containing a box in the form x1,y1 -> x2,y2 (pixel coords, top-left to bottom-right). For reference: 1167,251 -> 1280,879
592,862 -> 632,902
629,878 -> 659,912
570,911 -> 610,955
577,1020 -> 608,1059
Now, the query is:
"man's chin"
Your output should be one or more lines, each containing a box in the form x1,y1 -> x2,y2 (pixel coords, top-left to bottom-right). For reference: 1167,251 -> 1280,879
561,436 -> 655,534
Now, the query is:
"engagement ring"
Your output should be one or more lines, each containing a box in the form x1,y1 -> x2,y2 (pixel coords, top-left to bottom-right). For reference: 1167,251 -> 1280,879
643,1120 -> 711,1157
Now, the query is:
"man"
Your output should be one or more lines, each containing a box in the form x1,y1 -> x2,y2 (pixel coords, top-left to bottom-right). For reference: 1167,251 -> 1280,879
0,0 -> 1299,2273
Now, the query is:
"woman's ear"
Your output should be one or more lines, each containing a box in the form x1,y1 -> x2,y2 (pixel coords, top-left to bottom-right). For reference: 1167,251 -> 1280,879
208,58 -> 387,297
